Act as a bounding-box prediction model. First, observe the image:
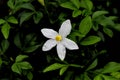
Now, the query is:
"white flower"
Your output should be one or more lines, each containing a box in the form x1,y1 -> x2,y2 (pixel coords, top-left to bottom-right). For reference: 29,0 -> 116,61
41,19 -> 79,60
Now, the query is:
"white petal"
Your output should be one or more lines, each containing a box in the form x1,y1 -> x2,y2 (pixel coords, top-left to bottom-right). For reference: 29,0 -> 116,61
63,38 -> 79,50
57,43 -> 66,60
59,19 -> 72,37
42,39 -> 57,51
41,28 -> 58,39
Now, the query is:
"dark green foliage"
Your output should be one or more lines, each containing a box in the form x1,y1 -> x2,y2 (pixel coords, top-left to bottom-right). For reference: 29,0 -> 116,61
0,0 -> 120,80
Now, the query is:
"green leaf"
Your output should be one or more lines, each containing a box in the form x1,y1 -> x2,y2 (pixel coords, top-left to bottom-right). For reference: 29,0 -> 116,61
112,24 -> 120,31
38,0 -> 45,6
102,75 -> 117,80
33,11 -> 43,24
101,62 -> 120,73
0,19 -> 6,25
1,23 -> 11,39
79,73 -> 91,80
43,63 -> 65,72
7,0 -> 14,9
7,16 -> 18,24
86,59 -> 98,71
59,66 -> 69,76
92,11 -> 108,19
94,74 -> 103,80
97,31 -> 105,41
79,16 -> 92,35
69,31 -> 85,42
11,62 -> 32,74
103,28 -> 113,38
18,3 -> 35,11
72,10 -> 81,17
15,55 -> 29,62
14,3 -> 35,13
11,63 -> 21,74
27,72 -> 33,80
14,33 -> 22,49
98,17 -> 115,27
0,58 -> 2,67
18,62 -> 32,69
83,73 -> 91,80
111,72 -> 120,79
24,45 -> 40,53
108,16 -> 118,21
25,33 -> 35,43
93,24 -> 99,31
60,2 -> 77,10
81,0 -> 93,10
1,40 -> 9,54
64,71 -> 74,80
71,0 -> 80,9
80,36 -> 101,45
20,12 -> 34,25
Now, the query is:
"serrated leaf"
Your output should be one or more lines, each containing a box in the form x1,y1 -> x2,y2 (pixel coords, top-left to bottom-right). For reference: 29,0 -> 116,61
60,2 -> 77,10
20,12 -> 34,25
15,55 -> 29,62
0,19 -> 6,25
71,0 -> 80,9
103,28 -> 113,38
59,66 -> 68,76
80,36 -> 101,45
1,23 -> 11,39
79,16 -> 92,35
101,62 -> 120,73
86,59 -> 98,71
7,16 -> 18,24
24,45 -> 40,53
43,63 -> 65,72
33,11 -> 43,24
92,11 -> 108,19
72,10 -> 81,17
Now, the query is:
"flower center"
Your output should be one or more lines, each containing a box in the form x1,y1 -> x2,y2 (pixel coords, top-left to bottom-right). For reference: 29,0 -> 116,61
55,35 -> 62,41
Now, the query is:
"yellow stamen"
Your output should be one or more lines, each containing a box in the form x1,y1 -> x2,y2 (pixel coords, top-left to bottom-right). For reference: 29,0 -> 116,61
55,35 -> 62,41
